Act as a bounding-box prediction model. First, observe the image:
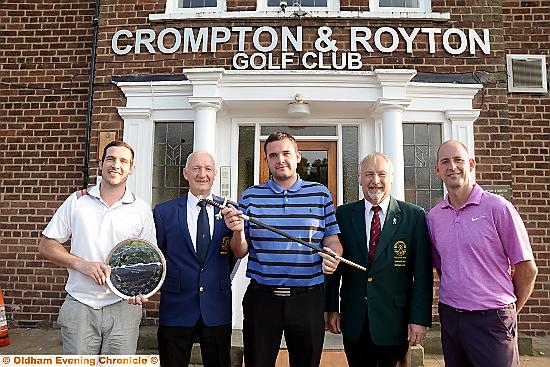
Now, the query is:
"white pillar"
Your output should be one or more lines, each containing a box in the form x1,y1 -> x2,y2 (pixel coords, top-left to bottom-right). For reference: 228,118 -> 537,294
188,97 -> 222,154
377,100 -> 409,200
118,107 -> 154,204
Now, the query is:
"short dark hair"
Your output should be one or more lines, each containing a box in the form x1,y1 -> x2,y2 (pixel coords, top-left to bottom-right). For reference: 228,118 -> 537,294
264,131 -> 298,155
101,140 -> 135,163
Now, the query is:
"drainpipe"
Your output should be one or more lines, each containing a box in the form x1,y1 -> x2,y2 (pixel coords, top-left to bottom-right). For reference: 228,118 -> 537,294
83,0 -> 100,188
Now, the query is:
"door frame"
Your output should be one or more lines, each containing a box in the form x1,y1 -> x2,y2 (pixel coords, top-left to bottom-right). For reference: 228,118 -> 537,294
259,140 -> 338,203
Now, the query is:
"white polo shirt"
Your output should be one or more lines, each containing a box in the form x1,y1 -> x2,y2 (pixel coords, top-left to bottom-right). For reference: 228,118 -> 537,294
42,184 -> 156,309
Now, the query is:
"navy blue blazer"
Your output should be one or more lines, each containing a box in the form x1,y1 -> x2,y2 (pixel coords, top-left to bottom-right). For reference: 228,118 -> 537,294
153,194 -> 236,327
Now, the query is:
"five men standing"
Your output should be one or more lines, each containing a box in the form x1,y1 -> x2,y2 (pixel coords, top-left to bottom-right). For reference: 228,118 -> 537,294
39,136 -> 538,366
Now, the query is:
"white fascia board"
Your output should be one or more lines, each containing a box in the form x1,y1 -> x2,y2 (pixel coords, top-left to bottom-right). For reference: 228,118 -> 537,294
149,11 -> 450,21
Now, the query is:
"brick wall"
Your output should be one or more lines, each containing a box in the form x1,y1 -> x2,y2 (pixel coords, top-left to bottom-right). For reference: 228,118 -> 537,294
503,0 -> 550,336
0,0 -> 95,328
1,0 -> 548,335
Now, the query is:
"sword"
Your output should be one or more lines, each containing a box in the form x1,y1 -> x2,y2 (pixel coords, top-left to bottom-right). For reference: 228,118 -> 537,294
199,196 -> 367,272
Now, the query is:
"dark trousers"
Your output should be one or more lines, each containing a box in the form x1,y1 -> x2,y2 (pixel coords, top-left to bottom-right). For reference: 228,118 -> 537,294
439,302 -> 519,367
242,282 -> 325,367
342,309 -> 408,367
157,319 -> 231,367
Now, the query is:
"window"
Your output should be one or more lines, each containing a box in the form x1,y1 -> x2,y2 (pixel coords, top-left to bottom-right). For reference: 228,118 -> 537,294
164,0 -> 223,15
181,0 -> 217,7
369,0 -> 431,12
403,123 -> 443,211
506,54 -> 548,94
152,122 -> 194,206
266,0 -> 327,7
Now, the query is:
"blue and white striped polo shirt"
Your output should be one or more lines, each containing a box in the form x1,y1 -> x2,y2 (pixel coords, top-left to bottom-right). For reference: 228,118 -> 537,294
240,177 -> 340,287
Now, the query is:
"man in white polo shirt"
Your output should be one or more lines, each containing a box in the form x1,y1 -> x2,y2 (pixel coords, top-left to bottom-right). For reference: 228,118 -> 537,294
39,140 -> 156,355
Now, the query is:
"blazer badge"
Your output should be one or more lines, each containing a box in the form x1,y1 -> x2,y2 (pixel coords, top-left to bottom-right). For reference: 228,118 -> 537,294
220,236 -> 230,255
393,240 -> 407,267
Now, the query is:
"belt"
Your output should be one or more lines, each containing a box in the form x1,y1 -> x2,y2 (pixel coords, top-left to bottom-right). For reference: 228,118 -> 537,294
249,279 -> 321,297
441,302 -> 515,313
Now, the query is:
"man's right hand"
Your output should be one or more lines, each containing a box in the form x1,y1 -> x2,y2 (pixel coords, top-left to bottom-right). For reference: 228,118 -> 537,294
326,311 -> 341,334
77,261 -> 111,285
221,204 -> 244,232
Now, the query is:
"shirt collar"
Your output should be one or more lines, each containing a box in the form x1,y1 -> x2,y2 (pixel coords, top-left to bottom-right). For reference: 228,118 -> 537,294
364,195 -> 391,215
89,184 -> 135,204
441,183 -> 483,209
187,192 -> 213,208
268,175 -> 303,193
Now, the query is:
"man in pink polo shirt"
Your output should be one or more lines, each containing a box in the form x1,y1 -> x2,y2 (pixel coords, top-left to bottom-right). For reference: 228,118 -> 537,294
427,140 -> 538,367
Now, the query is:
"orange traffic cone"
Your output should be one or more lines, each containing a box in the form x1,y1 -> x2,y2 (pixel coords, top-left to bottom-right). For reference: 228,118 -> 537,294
0,288 -> 9,347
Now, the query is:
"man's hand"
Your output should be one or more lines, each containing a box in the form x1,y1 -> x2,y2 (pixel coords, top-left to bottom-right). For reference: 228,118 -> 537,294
408,323 -> 427,346
325,312 -> 341,334
320,247 -> 340,274
128,295 -> 148,305
76,261 -> 111,285
221,204 -> 244,232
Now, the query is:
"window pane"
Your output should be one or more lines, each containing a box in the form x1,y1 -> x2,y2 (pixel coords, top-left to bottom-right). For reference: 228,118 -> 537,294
298,150 -> 328,186
152,122 -> 194,207
402,123 -> 443,210
238,126 -> 255,199
342,126 -> 359,204
379,0 -> 419,7
180,0 -> 217,8
267,0 -> 328,6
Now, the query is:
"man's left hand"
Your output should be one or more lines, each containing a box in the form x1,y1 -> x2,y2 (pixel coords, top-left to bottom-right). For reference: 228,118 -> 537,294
128,294 -> 148,305
320,247 -> 340,274
408,323 -> 427,346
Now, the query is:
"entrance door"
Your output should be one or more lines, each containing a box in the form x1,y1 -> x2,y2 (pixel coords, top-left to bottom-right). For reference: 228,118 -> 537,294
259,140 -> 337,203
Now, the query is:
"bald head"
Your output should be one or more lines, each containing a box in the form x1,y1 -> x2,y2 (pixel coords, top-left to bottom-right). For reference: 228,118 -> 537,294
183,151 -> 217,197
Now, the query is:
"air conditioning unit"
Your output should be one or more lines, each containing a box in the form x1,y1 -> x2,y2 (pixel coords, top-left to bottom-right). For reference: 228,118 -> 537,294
506,54 -> 548,93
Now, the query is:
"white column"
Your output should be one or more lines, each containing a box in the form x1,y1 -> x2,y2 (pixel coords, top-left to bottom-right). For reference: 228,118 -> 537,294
377,100 -> 410,200
183,69 -> 225,155
187,97 -> 222,153
118,107 -> 154,204
445,110 -> 481,182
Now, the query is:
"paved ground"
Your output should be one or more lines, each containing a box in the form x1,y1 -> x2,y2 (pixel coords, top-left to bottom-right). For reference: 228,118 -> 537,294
1,327 -> 550,366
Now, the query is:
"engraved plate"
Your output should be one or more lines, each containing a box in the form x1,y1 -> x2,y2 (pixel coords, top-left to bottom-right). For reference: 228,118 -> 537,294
106,239 -> 166,299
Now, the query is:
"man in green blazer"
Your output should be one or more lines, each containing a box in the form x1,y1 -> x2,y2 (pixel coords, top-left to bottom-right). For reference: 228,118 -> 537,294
326,152 -> 433,367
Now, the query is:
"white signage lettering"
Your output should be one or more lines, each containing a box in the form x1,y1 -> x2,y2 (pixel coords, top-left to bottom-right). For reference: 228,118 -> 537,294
112,25 -> 492,70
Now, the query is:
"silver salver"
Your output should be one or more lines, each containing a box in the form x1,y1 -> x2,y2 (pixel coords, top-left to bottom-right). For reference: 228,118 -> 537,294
105,238 -> 166,299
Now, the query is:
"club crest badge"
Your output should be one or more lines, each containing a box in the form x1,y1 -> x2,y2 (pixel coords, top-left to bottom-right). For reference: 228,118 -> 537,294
220,236 -> 230,255
393,240 -> 407,267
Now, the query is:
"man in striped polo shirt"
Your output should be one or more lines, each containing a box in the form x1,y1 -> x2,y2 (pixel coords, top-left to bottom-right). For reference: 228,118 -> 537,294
222,131 -> 343,367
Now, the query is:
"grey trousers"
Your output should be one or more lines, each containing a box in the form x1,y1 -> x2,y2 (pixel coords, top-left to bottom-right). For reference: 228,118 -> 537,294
57,294 -> 142,355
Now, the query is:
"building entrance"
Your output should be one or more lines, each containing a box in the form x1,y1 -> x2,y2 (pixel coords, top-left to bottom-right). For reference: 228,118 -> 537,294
259,140 -> 337,203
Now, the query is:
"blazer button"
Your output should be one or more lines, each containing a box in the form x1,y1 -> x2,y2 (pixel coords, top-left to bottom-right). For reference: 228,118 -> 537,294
199,286 -> 204,292
367,277 -> 373,282
364,297 -> 368,301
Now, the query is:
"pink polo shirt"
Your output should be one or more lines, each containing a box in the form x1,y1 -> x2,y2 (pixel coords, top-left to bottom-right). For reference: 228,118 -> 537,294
427,184 -> 534,311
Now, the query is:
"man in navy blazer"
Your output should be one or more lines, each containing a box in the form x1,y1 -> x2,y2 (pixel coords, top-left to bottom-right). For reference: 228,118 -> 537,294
154,151 -> 237,367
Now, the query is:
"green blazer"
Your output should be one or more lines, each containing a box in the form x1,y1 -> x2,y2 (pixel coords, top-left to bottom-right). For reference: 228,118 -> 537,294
326,196 -> 433,345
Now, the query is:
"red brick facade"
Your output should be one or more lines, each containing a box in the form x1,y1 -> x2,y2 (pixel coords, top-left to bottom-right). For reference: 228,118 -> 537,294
1,0 -> 548,335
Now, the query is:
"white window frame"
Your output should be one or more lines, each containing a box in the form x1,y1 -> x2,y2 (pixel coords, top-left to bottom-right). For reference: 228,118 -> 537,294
151,0 -> 447,19
257,0 -> 339,13
506,54 -> 548,94
369,0 -> 431,13
165,0 -> 225,16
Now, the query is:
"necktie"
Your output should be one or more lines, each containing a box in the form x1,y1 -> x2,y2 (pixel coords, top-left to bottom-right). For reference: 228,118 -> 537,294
368,206 -> 381,263
196,201 -> 211,262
